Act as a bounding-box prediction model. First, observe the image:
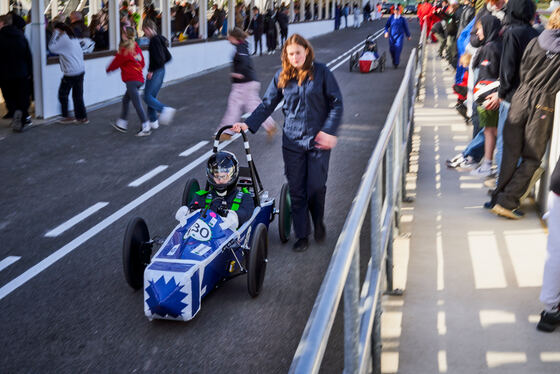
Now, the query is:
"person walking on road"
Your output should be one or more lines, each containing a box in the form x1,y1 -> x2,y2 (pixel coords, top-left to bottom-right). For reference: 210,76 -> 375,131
48,22 -> 88,125
217,27 -> 276,141
538,158 -> 560,332
231,34 -> 343,252
249,6 -> 264,56
142,19 -> 176,130
384,5 -> 411,68
0,14 -> 33,132
277,7 -> 289,47
353,4 -> 361,28
107,27 -> 150,136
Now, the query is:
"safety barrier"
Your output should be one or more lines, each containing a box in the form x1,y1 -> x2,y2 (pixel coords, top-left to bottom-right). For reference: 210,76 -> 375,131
289,25 -> 427,374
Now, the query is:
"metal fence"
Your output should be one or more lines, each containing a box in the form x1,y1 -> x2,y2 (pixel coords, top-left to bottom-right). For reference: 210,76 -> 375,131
289,26 -> 427,374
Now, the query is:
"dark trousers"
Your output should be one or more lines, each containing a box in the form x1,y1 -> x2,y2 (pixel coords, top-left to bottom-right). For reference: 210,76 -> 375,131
280,29 -> 288,46
0,78 -> 30,118
253,33 -> 262,55
492,88 -> 556,209
58,73 -> 87,120
282,146 -> 331,239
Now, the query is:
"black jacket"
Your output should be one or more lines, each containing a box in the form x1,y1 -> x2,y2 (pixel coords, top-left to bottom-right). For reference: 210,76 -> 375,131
551,159 -> 560,195
249,14 -> 264,36
232,41 -> 256,83
497,0 -> 539,102
0,25 -> 32,80
472,15 -> 502,83
277,12 -> 289,31
246,62 -> 343,151
457,4 -> 474,36
148,35 -> 170,72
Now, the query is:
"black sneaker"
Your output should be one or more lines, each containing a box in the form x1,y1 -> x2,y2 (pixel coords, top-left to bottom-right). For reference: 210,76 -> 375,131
292,238 -> 309,252
537,308 -> 560,332
314,221 -> 326,243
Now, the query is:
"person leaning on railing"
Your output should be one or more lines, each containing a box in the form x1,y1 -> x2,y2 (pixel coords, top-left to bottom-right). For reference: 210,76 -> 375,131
487,8 -> 560,219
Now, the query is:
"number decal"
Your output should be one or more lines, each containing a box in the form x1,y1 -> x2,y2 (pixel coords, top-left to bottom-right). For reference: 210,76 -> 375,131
185,219 -> 212,241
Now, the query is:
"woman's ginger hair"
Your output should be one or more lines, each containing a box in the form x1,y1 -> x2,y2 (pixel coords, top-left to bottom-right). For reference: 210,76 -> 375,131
278,34 -> 315,88
548,8 -> 560,29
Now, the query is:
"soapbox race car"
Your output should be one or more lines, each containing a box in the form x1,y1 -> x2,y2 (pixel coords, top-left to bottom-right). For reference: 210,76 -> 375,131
349,36 -> 386,73
121,126 -> 292,321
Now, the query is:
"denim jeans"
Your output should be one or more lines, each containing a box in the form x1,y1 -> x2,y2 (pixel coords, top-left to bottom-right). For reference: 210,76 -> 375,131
143,67 -> 165,122
462,101 -> 484,162
494,100 -> 511,176
121,81 -> 147,123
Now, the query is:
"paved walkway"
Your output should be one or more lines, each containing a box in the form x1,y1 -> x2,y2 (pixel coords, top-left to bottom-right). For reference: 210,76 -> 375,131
380,44 -> 556,373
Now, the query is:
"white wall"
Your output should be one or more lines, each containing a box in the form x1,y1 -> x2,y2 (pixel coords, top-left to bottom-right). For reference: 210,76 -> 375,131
43,19 -> 336,119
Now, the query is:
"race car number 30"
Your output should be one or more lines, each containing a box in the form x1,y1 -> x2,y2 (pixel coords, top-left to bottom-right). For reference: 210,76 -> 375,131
185,219 -> 212,241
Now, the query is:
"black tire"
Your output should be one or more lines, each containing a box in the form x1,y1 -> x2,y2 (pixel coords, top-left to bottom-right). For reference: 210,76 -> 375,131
247,223 -> 268,298
181,178 -> 200,207
349,54 -> 354,72
123,217 -> 151,290
380,53 -> 386,73
278,183 -> 292,243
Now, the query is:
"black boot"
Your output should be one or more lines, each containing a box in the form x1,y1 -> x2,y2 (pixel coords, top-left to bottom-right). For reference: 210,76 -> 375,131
314,221 -> 326,243
537,308 -> 560,332
292,238 -> 309,252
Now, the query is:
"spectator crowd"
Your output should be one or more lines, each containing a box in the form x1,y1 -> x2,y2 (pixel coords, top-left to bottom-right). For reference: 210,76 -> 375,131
418,0 -> 560,332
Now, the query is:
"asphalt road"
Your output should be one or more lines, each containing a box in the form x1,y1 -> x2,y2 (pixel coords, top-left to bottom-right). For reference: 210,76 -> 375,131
0,18 -> 419,373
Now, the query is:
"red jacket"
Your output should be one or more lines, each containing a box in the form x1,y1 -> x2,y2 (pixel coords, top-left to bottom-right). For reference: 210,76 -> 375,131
107,43 -> 145,83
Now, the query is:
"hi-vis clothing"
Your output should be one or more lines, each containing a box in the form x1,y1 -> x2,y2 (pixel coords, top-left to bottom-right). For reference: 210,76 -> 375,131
190,188 -> 254,228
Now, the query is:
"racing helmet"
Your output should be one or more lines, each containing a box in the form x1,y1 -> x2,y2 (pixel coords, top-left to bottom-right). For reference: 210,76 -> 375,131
207,150 -> 239,195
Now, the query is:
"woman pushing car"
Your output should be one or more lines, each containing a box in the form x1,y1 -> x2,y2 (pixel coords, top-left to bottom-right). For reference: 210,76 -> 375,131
232,34 -> 343,252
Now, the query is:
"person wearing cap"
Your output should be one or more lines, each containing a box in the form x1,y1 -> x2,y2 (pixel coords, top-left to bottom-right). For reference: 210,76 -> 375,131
384,5 -> 412,68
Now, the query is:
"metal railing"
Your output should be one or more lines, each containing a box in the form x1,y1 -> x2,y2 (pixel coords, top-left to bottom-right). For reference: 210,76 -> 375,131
289,25 -> 427,374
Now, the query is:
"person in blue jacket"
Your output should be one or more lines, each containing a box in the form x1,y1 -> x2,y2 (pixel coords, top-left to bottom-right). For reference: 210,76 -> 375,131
384,5 -> 411,68
232,34 -> 344,252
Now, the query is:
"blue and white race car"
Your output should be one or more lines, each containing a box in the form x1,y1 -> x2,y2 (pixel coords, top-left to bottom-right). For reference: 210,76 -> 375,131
122,127 -> 292,321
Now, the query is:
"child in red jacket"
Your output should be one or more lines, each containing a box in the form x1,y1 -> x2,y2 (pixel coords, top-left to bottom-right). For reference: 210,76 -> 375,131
107,27 -> 150,136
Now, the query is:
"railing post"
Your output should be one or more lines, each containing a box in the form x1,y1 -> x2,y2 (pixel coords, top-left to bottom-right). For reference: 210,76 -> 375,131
344,246 -> 360,374
386,222 -> 395,292
370,174 -> 383,374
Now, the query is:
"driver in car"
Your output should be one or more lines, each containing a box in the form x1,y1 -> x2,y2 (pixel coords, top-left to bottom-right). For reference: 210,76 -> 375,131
176,151 -> 254,231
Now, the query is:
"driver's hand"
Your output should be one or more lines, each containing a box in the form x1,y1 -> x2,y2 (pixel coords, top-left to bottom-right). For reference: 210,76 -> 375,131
232,123 -> 248,133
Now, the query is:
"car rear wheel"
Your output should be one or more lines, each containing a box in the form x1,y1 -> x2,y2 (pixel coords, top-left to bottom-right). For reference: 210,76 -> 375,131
182,178 -> 200,207
278,182 -> 292,243
123,217 -> 151,290
247,223 -> 268,298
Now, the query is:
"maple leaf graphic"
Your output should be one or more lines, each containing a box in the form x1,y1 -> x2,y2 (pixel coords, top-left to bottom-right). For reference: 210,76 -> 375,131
145,276 -> 188,318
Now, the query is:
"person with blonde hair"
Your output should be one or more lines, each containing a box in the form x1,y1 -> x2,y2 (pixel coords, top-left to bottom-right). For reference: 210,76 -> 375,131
107,27 -> 150,136
489,8 -> 560,219
232,34 -> 343,252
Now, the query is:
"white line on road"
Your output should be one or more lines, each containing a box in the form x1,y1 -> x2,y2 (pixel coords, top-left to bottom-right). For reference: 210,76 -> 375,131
0,30 -> 385,300
44,202 -> 109,238
179,140 -> 209,157
0,256 -> 21,272
0,134 -> 242,301
128,165 -> 169,187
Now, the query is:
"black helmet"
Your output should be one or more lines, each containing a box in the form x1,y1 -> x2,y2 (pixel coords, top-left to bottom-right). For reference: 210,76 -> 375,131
207,151 -> 239,194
